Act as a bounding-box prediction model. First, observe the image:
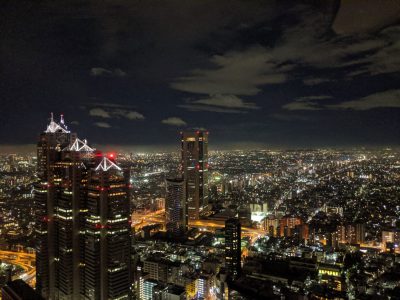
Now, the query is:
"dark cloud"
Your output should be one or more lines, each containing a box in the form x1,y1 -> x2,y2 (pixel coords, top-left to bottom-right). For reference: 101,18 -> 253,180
180,94 -> 259,113
88,107 -> 145,120
161,117 -> 187,127
90,67 -> 127,77
171,46 -> 288,96
93,122 -> 112,128
328,89 -> 400,110
0,1 -> 399,147
302,78 -> 332,86
282,102 -> 321,111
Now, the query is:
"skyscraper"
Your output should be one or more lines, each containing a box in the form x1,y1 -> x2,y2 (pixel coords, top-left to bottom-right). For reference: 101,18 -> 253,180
165,178 -> 187,237
83,157 -> 131,300
224,218 -> 241,280
34,115 -> 132,299
35,114 -> 75,299
180,130 -> 209,220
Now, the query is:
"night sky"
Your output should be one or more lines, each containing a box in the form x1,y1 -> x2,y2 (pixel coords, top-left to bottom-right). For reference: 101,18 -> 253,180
1,0 -> 399,150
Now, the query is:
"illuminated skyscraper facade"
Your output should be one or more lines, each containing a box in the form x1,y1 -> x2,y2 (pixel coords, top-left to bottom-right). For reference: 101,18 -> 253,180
181,130 -> 209,220
83,158 -> 131,300
34,115 -> 132,300
224,218 -> 241,280
35,114 -> 75,299
165,178 -> 187,237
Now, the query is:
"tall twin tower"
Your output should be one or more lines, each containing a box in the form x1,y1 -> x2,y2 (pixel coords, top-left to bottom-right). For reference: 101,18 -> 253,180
34,115 -> 132,300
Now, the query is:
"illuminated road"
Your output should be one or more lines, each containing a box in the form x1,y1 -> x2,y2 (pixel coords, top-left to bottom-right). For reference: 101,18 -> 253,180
132,209 -> 267,244
132,209 -> 165,230
0,250 -> 36,287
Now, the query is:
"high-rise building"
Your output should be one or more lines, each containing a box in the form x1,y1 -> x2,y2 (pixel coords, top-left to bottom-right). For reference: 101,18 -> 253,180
336,223 -> 365,244
345,224 -> 356,244
355,223 -> 365,244
83,157 -> 131,300
35,114 -> 75,299
34,115 -> 132,299
337,225 -> 346,243
279,216 -> 302,237
140,279 -> 158,300
143,259 -> 169,283
181,130 -> 209,220
165,178 -> 187,237
224,218 -> 241,280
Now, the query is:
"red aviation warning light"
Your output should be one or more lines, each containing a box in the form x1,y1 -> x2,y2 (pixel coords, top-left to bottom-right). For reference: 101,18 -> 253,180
107,152 -> 115,159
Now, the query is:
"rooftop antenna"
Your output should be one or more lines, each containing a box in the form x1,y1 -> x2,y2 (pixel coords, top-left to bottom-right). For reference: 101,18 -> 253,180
50,112 -> 54,122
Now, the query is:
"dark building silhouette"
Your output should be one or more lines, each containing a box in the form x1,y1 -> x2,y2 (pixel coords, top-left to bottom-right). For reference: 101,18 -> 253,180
2,279 -> 43,300
165,178 -> 187,237
224,218 -> 242,279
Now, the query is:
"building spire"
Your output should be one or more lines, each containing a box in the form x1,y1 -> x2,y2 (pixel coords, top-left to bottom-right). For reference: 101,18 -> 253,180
95,156 -> 122,172
45,112 -> 70,134
60,114 -> 65,124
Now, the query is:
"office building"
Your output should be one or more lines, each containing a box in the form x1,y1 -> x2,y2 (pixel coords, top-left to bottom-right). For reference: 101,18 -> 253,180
165,178 -> 187,237
181,130 -> 209,220
355,223 -> 365,244
279,216 -> 302,237
143,259 -> 169,283
140,279 -> 158,300
336,223 -> 365,244
35,113 -> 75,299
83,156 -> 131,299
224,218 -> 241,280
34,115 -> 132,299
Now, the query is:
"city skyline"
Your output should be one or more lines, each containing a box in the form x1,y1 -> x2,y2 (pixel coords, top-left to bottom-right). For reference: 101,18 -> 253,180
0,113 -> 398,155
0,1 -> 400,300
0,114 -> 399,299
1,1 -> 400,148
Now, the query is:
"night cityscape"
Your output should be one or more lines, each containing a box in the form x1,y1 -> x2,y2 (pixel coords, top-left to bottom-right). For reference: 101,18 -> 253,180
0,1 -> 400,300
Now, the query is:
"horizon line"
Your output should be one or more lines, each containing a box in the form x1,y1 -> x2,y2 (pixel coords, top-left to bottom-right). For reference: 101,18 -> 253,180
0,143 -> 398,155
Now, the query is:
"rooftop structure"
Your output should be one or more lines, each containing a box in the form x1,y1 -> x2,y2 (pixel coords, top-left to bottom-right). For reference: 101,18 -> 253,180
45,113 -> 70,134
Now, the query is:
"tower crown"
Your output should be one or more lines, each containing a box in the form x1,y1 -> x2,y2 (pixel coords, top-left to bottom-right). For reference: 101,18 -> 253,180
45,112 -> 70,133
95,156 -> 121,171
63,138 -> 95,152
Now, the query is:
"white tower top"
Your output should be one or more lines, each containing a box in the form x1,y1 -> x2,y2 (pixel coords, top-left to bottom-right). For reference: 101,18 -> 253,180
64,138 -> 95,152
45,112 -> 70,133
95,156 -> 122,172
